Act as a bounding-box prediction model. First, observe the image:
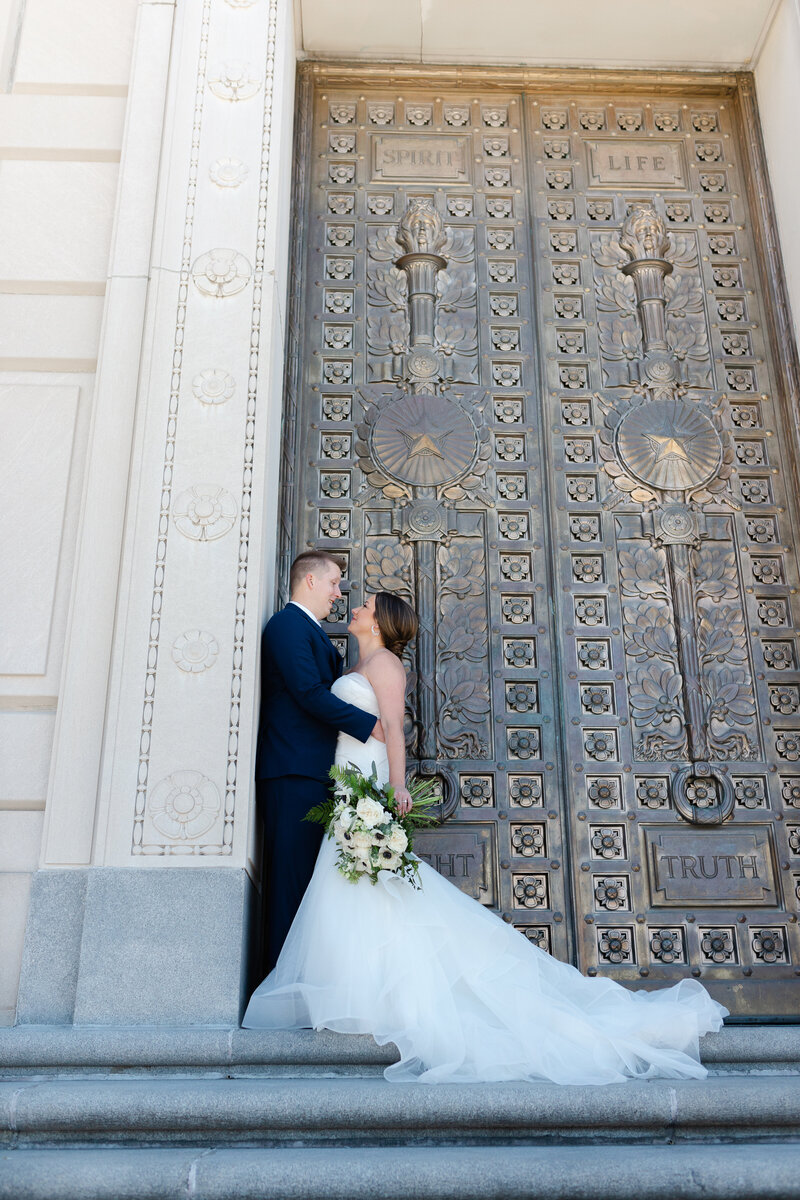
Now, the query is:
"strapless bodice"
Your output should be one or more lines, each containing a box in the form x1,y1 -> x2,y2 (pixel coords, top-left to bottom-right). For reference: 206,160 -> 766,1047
332,672 -> 380,717
331,673 -> 387,782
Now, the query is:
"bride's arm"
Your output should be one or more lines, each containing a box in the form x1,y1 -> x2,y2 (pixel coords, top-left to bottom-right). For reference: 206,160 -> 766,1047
365,652 -> 412,815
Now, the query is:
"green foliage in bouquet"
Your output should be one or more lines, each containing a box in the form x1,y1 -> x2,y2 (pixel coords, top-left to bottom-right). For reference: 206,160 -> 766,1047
304,763 -> 440,887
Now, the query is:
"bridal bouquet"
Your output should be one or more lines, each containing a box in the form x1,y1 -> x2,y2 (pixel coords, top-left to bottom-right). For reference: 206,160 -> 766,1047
305,764 -> 439,887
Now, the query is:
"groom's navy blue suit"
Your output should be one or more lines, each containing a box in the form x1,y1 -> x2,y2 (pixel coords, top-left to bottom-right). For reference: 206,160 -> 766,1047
256,603 -> 376,970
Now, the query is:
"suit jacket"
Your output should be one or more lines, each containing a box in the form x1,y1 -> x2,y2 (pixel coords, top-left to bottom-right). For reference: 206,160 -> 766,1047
255,603 -> 376,782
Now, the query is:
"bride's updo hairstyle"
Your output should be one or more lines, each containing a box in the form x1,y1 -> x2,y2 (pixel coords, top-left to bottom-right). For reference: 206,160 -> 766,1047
375,592 -> 418,659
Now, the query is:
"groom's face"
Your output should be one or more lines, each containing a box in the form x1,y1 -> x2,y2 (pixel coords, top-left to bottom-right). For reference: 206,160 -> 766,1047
309,563 -> 342,620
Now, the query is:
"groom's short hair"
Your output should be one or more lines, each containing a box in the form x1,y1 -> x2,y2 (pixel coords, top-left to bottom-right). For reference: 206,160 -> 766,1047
289,550 -> 342,594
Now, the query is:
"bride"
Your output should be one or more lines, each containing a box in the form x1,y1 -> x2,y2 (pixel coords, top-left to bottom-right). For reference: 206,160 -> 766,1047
243,590 -> 727,1084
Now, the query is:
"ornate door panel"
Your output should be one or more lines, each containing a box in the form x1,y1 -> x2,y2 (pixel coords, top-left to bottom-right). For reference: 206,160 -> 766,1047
282,69 -> 800,1016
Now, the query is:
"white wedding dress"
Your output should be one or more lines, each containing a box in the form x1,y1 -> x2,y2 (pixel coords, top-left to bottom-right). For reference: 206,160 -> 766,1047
243,673 -> 727,1083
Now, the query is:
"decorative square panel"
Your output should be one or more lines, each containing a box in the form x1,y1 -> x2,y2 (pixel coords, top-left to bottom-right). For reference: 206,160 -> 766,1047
405,103 -> 432,126
367,101 -> 394,125
586,199 -> 614,221
508,727 -> 541,760
699,927 -> 737,964
318,510 -> 350,539
503,638 -> 536,668
541,108 -> 568,130
700,171 -> 727,193
548,198 -> 575,221
616,110 -> 642,132
494,434 -> 525,461
751,558 -> 783,586
763,641 -> 797,671
487,227 -> 515,251
729,397 -> 759,423
552,261 -> 580,286
665,201 -> 691,223
564,436 -> 594,462
550,230 -> 577,253
543,138 -> 570,158
741,477 -> 772,504
494,397 -> 523,423
500,553 -> 531,581
443,103 -> 470,127
717,297 -> 745,321
593,875 -> 630,911
746,516 -> 778,544
367,193 -> 394,215
322,360 -> 352,386
488,260 -> 518,284
509,774 -> 544,807
329,132 -> 355,154
512,873 -> 549,909
497,473 -> 527,500
751,928 -> 789,964
590,825 -> 626,859
727,367 -> 755,392
559,364 -> 588,389
323,324 -> 353,349
498,512 -> 529,540
580,682 -> 614,715
572,554 -> 604,583
520,925 -> 551,952
654,111 -> 681,131
447,195 -> 473,218
693,111 -> 719,133
569,514 -> 600,542
460,775 -> 494,807
322,394 -> 352,421
492,327 -> 520,352
586,775 -> 622,810
482,104 -> 508,127
490,293 -> 518,317
597,926 -> 634,964
486,197 -> 513,218
329,636 -> 347,659
511,823 -> 546,857
328,161 -> 355,185
566,476 -> 597,503
327,193 -> 354,215
758,597 -> 788,626
574,595 -> 607,626
554,294 -> 583,320
636,776 -> 670,809
485,166 -> 512,188
328,101 -> 356,124
577,638 -> 611,671
713,264 -> 741,289
326,224 -> 354,247
502,594 -> 533,624
483,135 -> 509,157
562,400 -> 591,425
705,201 -> 732,224
649,927 -> 686,964
732,776 -> 768,808
583,728 -> 619,762
546,167 -> 573,190
321,432 -> 351,460
325,256 -> 354,281
320,471 -> 350,500
776,731 -> 800,762
709,233 -> 736,255
736,439 -> 767,467
579,110 -> 605,131
328,595 -> 348,622
557,329 -> 587,355
506,681 -> 539,713
324,289 -> 353,314
781,778 -> 800,807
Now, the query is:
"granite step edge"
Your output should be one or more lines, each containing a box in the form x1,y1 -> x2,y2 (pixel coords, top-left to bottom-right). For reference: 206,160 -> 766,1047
2,1143 -> 800,1200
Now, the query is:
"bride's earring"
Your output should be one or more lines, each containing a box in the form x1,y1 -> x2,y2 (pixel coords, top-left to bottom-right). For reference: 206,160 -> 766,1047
371,624 -> 380,636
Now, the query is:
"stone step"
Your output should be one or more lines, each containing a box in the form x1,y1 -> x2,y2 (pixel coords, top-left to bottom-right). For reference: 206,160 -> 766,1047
2,1025 -> 799,1078
2,1143 -> 800,1200
2,1074 -> 800,1149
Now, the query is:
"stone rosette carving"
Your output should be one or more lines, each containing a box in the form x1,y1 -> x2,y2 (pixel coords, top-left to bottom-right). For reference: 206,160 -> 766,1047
173,484 -> 237,542
192,369 -> 236,405
148,770 -> 221,840
172,630 -> 219,673
192,249 -> 252,298
209,157 -> 249,188
208,62 -> 261,102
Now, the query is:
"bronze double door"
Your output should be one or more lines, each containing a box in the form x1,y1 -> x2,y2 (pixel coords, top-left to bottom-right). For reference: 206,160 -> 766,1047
281,68 -> 800,1016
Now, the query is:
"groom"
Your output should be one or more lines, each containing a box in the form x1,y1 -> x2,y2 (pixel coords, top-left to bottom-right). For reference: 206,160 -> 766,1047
256,550 -> 382,971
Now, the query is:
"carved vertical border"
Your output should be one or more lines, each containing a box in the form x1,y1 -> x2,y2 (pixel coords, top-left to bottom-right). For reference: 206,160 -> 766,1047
223,0 -> 280,852
133,0 -> 212,854
276,64 -> 314,607
734,73 -> 800,498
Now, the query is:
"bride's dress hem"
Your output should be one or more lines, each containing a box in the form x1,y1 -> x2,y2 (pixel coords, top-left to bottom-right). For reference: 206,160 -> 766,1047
243,673 -> 727,1085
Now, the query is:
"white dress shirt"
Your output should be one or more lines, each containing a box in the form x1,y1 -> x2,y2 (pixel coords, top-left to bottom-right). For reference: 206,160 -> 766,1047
289,599 -> 322,627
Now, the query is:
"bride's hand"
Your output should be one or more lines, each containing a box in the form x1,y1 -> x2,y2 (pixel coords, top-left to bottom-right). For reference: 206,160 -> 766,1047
393,785 -> 412,816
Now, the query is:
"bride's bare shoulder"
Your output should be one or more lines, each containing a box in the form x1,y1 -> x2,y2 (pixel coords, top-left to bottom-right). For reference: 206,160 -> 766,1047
365,648 -> 405,684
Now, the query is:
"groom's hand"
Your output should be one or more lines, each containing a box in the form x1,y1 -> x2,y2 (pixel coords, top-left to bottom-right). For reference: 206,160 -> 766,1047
372,719 -> 385,743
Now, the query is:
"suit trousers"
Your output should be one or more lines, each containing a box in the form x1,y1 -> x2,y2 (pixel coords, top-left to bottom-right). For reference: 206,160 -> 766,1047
258,775 -> 326,973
